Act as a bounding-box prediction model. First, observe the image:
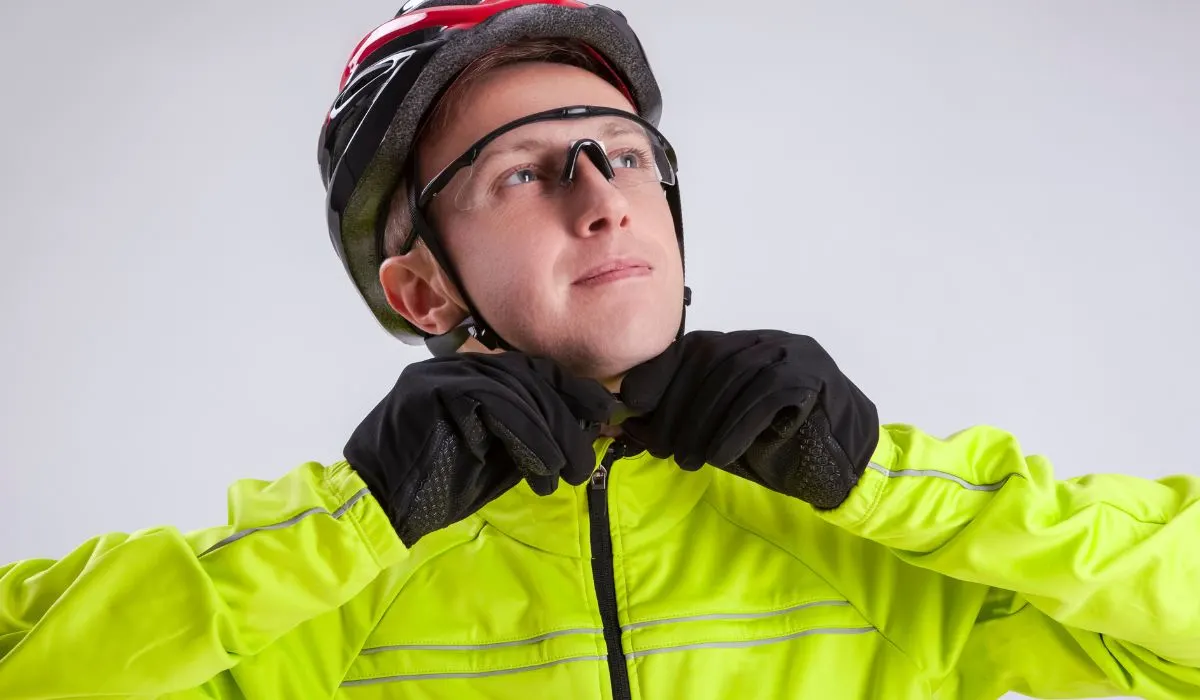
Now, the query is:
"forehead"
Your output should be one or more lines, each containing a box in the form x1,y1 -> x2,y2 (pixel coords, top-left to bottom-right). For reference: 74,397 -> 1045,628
417,61 -> 637,181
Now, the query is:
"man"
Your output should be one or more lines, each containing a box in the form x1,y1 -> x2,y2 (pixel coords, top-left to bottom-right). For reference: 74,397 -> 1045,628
1,1 -> 1196,698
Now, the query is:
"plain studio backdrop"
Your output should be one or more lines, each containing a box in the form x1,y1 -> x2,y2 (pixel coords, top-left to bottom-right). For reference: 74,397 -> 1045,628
2,2 -> 1197,699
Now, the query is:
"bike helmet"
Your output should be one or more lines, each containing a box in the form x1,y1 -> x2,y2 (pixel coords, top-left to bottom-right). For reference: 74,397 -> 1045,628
317,0 -> 688,354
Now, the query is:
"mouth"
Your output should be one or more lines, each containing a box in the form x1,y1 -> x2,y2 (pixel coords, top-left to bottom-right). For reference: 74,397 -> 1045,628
573,258 -> 653,286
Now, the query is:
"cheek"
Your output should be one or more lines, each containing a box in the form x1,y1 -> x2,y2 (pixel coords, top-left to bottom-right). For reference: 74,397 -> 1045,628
444,217 -> 558,308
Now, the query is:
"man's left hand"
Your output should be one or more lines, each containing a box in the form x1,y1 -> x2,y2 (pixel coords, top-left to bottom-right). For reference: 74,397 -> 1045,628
620,330 -> 880,509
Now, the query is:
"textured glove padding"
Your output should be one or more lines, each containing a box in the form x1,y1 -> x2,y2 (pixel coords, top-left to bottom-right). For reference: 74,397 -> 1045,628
620,330 -> 880,509
344,352 -> 617,547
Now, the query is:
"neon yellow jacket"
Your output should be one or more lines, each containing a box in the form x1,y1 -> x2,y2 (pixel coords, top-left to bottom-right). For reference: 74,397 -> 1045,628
2,424 -> 1198,698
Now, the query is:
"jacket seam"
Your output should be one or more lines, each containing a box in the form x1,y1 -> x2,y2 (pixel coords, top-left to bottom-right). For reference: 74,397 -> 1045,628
341,651 -> 607,685
849,460 -> 893,531
324,462 -> 460,689
1068,499 -> 1169,526
622,597 -> 849,629
196,469 -> 370,561
629,623 -> 876,651
362,624 -> 604,650
348,517 -> 489,677
701,496 -> 852,599
700,493 -> 928,680
845,604 -> 928,686
868,460 -> 1174,527
627,624 -> 878,657
324,466 -> 390,570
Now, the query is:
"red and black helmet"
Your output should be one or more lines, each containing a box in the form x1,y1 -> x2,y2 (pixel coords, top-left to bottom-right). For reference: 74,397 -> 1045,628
317,0 -> 684,351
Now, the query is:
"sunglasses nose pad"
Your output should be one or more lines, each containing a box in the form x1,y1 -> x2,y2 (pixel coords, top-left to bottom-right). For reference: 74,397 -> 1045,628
560,139 -> 615,186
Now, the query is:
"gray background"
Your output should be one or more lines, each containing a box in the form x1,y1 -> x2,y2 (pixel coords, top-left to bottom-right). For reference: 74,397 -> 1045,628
2,2 -> 1197,699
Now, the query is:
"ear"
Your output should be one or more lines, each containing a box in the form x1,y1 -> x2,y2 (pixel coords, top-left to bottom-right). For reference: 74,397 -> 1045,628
379,245 -> 468,336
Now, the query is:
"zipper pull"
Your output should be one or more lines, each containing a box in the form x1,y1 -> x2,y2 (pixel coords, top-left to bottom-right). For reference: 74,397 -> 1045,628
590,465 -> 608,490
590,441 -> 625,490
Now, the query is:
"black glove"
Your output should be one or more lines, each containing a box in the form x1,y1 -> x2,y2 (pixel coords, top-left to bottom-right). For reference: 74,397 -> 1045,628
344,352 -> 617,546
619,330 -> 879,509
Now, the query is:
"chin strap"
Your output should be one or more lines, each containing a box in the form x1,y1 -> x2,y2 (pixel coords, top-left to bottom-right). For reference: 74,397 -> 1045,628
667,167 -> 690,345
405,160 -> 513,357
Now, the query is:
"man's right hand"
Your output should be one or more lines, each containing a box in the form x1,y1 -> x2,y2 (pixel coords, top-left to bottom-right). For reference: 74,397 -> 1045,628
344,352 -> 617,547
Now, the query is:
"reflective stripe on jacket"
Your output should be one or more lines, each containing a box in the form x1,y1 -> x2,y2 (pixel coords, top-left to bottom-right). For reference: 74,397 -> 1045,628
2,423 -> 1198,698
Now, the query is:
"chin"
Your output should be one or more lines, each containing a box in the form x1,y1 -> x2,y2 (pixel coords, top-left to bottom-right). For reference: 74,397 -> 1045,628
552,312 -> 679,382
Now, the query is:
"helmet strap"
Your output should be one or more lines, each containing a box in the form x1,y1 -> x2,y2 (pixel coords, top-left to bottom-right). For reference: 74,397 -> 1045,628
666,182 -> 691,342
405,163 -> 514,357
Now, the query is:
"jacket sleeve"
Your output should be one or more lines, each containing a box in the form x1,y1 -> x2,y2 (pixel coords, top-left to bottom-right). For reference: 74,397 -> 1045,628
816,423 -> 1200,699
0,460 -> 406,698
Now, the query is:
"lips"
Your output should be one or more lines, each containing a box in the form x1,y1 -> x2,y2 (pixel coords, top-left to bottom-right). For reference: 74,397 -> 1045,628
573,257 -> 653,285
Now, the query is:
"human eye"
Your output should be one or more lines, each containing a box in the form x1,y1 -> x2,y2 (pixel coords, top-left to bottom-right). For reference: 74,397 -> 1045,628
499,165 -> 543,188
609,147 -> 653,170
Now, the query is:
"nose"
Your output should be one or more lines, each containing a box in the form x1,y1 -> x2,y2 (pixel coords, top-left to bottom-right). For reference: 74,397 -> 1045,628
565,149 -> 632,239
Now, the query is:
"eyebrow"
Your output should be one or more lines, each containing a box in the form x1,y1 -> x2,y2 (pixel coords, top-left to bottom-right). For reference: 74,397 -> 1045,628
470,119 -> 647,173
597,120 -> 643,141
471,135 -> 552,174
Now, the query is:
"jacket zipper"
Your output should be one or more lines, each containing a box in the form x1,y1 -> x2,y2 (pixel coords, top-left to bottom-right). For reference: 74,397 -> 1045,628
589,440 -> 632,700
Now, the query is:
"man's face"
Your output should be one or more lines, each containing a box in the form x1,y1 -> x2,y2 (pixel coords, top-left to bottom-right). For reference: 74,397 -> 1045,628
417,62 -> 684,382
